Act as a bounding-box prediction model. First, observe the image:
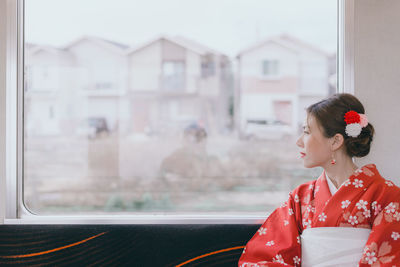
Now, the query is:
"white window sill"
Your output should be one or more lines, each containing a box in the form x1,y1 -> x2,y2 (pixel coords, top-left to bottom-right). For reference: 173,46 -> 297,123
4,214 -> 267,224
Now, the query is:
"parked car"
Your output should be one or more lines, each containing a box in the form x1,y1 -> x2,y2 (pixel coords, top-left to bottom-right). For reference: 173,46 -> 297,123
243,119 -> 292,140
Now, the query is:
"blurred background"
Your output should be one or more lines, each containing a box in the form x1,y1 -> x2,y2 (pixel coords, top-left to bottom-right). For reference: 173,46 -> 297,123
23,0 -> 336,215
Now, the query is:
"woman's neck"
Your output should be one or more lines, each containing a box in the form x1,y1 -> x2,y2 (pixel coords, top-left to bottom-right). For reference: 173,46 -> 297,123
324,158 -> 359,188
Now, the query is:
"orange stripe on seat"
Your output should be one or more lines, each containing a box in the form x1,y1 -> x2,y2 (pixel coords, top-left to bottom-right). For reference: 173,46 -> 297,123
0,232 -> 106,259
175,246 -> 245,267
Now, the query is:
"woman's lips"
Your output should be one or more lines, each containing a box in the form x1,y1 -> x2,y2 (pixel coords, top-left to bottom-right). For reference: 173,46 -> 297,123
300,152 -> 306,158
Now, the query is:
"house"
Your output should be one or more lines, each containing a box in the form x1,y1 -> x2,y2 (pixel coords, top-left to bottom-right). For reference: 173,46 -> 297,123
126,35 -> 233,136
65,36 -> 131,135
236,34 -> 333,139
25,45 -> 76,136
25,36 -> 132,137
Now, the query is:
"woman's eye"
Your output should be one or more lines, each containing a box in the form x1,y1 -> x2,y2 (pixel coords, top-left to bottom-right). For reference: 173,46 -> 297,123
303,131 -> 309,134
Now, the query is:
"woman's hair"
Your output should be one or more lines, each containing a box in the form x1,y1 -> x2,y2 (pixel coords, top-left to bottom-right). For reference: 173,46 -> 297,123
306,93 -> 374,158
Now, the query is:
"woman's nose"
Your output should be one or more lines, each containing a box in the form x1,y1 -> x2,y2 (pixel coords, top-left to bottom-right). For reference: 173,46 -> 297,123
296,136 -> 303,147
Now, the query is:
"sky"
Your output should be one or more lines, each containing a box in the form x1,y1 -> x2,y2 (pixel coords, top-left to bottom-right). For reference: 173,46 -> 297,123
25,0 -> 337,57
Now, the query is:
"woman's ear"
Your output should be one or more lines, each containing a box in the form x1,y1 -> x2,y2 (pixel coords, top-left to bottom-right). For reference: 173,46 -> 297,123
332,133 -> 344,151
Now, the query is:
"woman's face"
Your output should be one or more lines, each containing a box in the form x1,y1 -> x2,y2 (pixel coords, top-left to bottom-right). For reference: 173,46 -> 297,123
296,114 -> 332,168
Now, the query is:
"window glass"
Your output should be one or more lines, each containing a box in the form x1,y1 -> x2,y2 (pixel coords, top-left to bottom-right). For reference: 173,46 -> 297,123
24,0 -> 337,215
262,60 -> 279,77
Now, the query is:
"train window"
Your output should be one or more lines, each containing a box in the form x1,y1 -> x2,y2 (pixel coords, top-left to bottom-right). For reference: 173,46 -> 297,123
22,0 -> 337,217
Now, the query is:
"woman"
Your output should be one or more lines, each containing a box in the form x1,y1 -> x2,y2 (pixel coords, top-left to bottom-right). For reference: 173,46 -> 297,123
238,93 -> 400,267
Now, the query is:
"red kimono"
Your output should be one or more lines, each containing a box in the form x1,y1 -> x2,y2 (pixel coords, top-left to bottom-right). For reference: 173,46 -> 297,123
239,164 -> 400,266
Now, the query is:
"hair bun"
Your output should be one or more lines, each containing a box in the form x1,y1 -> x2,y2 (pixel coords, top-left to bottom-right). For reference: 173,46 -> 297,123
307,93 -> 374,158
345,123 -> 374,157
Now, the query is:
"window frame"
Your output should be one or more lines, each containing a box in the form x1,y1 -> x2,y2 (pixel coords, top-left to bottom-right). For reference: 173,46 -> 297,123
2,0 -> 351,224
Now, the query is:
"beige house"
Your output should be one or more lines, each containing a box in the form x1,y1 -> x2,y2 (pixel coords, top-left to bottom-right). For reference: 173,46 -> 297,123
126,35 -> 232,136
236,34 -> 334,139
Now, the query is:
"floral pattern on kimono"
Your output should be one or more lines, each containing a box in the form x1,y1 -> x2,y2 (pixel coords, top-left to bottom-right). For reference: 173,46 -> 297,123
239,164 -> 400,267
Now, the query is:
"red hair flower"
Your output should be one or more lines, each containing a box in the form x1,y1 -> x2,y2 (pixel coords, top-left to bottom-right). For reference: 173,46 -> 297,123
344,110 -> 369,137
344,111 -> 360,124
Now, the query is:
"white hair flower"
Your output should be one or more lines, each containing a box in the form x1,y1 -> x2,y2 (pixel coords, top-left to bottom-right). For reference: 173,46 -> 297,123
345,123 -> 362,137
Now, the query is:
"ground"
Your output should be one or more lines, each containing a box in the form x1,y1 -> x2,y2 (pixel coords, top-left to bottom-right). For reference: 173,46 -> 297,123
24,133 -> 322,215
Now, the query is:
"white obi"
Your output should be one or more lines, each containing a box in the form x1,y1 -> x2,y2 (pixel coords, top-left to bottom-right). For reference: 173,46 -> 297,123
301,227 -> 371,267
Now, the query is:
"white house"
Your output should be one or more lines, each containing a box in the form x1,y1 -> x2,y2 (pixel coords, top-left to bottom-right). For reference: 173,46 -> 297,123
236,34 -> 333,139
25,45 -> 76,136
65,36 -> 131,134
25,36 -> 133,137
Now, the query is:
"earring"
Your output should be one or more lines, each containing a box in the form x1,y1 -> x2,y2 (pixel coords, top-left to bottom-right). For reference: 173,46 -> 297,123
331,154 -> 336,165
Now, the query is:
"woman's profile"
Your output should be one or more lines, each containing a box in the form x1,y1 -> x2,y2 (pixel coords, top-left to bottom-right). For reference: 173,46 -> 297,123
239,93 -> 400,267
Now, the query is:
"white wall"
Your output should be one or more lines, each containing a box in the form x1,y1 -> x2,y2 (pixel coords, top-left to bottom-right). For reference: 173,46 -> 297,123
0,0 -> 7,224
185,50 -> 201,94
69,41 -> 127,91
26,50 -> 72,91
129,42 -> 161,92
240,43 -> 298,78
353,0 -> 400,183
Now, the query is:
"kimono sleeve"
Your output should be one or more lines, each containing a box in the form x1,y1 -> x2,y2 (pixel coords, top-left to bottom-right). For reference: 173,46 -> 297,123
238,192 -> 302,267
359,202 -> 400,266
